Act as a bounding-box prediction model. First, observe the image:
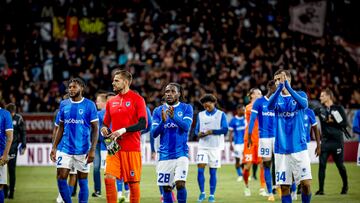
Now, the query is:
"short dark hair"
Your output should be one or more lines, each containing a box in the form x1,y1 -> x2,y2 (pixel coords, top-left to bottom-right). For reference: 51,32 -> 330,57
200,94 -> 217,104
236,104 -> 244,110
68,77 -> 85,88
114,70 -> 132,84
274,69 -> 292,80
247,88 -> 261,97
106,92 -> 116,98
267,80 -> 275,89
5,103 -> 16,113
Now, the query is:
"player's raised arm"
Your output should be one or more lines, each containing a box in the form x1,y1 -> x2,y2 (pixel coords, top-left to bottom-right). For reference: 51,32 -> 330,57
267,83 -> 283,110
284,80 -> 308,109
172,104 -> 193,132
151,107 -> 165,138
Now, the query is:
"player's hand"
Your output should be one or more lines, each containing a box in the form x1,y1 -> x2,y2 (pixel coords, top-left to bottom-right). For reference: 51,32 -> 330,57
0,155 -> 8,166
104,138 -> 120,155
166,106 -> 174,118
161,107 -> 167,122
20,146 -> 26,155
101,127 -> 110,137
151,152 -> 156,161
50,147 -> 57,162
315,144 -> 321,157
86,148 -> 95,164
198,132 -> 207,138
110,128 -> 126,140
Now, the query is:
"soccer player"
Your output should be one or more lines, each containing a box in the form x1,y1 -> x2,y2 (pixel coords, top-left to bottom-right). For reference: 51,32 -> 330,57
229,104 -> 246,182
101,70 -> 147,203
151,82 -> 193,203
195,94 -> 228,203
353,108 -> 360,166
50,78 -> 99,203
4,103 -> 26,199
92,93 -> 108,197
268,70 -> 312,203
0,106 -> 13,203
248,80 -> 277,201
242,88 -> 263,197
53,106 -> 78,203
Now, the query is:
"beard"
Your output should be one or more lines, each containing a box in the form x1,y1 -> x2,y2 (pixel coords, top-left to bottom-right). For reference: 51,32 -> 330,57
70,91 -> 81,99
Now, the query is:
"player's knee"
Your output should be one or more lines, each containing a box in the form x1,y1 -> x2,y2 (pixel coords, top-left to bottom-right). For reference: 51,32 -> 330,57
281,185 -> 291,195
300,180 -> 311,194
57,169 -> 69,179
163,186 -> 172,192
175,181 -> 186,190
263,160 -> 271,168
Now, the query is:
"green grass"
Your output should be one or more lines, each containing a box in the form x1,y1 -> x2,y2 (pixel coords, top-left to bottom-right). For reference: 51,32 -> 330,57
7,163 -> 360,202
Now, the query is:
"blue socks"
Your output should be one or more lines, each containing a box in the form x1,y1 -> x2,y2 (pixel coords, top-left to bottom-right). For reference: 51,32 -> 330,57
124,183 -> 129,191
0,189 -> 4,203
57,179 -> 72,203
209,168 -> 217,196
282,194 -> 292,203
159,186 -> 164,195
116,179 -> 123,192
78,179 -> 89,203
163,190 -> 173,203
301,193 -> 312,203
177,187 -> 187,203
197,168 -> 205,193
264,167 -> 272,194
291,182 -> 297,193
236,167 -> 243,177
68,185 -> 74,195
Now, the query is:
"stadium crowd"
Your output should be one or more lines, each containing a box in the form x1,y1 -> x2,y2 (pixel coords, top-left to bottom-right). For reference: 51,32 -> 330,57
0,0 -> 359,115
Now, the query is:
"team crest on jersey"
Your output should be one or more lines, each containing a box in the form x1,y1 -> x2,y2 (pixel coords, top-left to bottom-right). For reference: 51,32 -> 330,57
177,111 -> 183,117
79,109 -> 84,114
292,100 -> 297,105
130,170 -> 135,177
126,101 -> 131,107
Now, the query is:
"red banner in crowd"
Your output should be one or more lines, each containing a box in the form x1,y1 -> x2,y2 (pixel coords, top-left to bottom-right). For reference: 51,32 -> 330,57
22,113 -> 55,135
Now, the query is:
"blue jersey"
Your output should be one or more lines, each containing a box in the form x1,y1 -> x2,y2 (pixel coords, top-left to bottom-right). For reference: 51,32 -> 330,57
250,96 -> 276,138
268,81 -> 308,154
59,98 -> 99,155
97,109 -> 106,150
228,116 -> 246,144
54,111 -> 64,150
353,110 -> 360,142
141,106 -> 152,134
0,109 -> 13,156
304,108 -> 317,143
151,102 -> 193,161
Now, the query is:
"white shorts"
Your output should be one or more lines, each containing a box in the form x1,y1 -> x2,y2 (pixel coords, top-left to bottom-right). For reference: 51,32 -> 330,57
275,150 -> 312,185
233,144 -> 244,161
101,150 -> 107,169
141,132 -> 148,160
196,149 -> 221,168
0,165 -> 7,184
258,137 -> 275,158
156,156 -> 189,186
357,143 -> 360,166
56,151 -> 90,173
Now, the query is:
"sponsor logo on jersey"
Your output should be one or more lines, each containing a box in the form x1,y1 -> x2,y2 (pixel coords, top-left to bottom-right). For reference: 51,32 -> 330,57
64,118 -> 84,124
164,122 -> 178,128
278,111 -> 298,118
262,111 -> 275,117
112,102 -> 120,107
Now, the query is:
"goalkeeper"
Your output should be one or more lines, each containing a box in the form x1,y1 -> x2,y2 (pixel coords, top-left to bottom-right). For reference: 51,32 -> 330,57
100,70 -> 148,203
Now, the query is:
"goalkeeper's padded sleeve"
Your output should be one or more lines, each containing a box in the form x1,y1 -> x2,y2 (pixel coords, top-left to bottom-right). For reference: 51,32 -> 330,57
125,117 -> 146,132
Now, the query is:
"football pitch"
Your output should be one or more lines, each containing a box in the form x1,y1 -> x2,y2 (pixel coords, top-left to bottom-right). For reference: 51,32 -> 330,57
9,163 -> 360,203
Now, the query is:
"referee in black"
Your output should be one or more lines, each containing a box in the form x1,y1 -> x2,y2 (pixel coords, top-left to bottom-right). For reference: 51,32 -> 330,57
315,88 -> 348,195
5,103 -> 26,199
